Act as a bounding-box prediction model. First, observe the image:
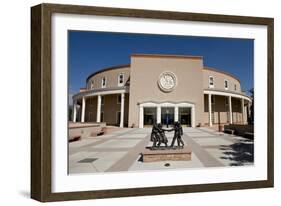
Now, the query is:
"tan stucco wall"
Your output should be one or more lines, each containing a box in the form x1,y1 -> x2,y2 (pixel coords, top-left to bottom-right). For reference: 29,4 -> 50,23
102,94 -> 120,125
128,55 -> 204,127
85,96 -> 97,122
86,66 -> 130,89
68,123 -> 106,139
124,93 -> 129,126
203,68 -> 241,92
231,97 -> 243,123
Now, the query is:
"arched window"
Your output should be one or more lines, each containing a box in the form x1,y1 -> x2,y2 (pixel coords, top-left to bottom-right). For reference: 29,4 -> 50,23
224,80 -> 228,90
118,73 -> 124,86
209,76 -> 214,88
101,77 -> 106,88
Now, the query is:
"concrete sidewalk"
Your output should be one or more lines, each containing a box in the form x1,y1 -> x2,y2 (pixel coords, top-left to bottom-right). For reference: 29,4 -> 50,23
68,127 -> 254,174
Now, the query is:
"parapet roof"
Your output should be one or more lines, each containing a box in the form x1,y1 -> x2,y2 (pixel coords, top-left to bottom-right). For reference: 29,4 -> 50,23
86,54 -> 240,83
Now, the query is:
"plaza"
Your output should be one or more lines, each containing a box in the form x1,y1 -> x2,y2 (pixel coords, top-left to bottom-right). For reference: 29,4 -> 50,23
68,127 -> 253,174
69,53 -> 254,174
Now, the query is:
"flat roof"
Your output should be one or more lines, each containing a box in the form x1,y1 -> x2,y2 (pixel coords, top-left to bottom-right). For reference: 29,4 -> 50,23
131,53 -> 203,59
86,54 -> 240,84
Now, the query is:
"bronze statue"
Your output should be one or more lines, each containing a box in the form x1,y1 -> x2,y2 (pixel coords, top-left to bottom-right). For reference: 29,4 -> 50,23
150,123 -> 160,149
157,123 -> 168,147
170,121 -> 184,148
150,123 -> 168,149
150,122 -> 185,149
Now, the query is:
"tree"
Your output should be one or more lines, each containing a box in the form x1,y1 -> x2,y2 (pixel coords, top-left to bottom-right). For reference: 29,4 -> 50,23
248,88 -> 254,125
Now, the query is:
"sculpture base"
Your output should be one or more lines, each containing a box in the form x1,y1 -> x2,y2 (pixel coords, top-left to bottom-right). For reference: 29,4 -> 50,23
141,146 -> 192,162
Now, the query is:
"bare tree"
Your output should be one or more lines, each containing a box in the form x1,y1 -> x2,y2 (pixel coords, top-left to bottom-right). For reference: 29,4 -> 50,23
248,88 -> 254,124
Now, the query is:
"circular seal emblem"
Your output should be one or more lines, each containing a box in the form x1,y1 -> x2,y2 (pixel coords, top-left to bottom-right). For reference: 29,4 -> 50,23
158,71 -> 177,92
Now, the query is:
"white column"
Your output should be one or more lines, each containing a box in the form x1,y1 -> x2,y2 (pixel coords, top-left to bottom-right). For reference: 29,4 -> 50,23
81,97 -> 85,123
96,95 -> 101,122
246,103 -> 250,123
244,106 -> 247,124
229,96 -> 233,124
120,93 -> 125,128
157,106 -> 161,123
174,106 -> 179,122
191,106 -> 195,127
139,106 -> 144,128
241,98 -> 245,124
72,99 -> 77,122
208,94 -> 212,126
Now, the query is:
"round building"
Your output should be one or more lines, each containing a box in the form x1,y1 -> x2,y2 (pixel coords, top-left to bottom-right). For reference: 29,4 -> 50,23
72,54 -> 252,128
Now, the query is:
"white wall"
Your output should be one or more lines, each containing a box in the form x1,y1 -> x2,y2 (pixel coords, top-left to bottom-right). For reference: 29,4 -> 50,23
0,0 -> 280,205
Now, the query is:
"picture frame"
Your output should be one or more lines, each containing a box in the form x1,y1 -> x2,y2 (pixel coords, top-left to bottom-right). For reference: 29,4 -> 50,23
31,3 -> 274,202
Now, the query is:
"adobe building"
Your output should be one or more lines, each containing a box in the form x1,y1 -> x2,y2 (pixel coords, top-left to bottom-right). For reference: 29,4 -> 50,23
72,54 -> 252,128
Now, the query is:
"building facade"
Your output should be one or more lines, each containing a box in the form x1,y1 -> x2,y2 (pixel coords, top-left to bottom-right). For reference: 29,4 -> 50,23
72,54 -> 252,128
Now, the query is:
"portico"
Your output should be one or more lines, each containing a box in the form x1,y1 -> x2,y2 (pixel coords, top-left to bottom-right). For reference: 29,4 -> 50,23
72,87 -> 128,127
204,89 -> 251,126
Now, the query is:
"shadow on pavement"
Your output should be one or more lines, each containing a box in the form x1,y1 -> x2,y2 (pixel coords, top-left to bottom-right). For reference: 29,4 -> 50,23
219,138 -> 254,166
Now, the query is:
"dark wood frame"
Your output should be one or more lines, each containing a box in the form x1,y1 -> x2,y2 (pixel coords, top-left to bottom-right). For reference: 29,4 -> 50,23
31,3 -> 274,202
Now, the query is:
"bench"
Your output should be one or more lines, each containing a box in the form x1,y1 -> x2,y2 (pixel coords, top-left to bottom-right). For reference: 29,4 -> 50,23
244,132 -> 254,139
224,129 -> 235,135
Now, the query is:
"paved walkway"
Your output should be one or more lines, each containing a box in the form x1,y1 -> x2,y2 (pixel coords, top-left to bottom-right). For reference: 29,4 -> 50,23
68,127 -> 254,174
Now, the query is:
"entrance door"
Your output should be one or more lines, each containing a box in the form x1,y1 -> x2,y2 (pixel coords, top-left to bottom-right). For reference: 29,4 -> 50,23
143,107 -> 157,126
161,107 -> 174,127
178,107 -> 191,126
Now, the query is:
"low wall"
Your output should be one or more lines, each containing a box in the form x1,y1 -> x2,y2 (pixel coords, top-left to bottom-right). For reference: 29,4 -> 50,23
224,124 -> 254,137
68,122 -> 106,140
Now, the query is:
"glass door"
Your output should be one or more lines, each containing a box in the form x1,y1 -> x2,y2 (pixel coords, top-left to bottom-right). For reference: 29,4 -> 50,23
178,107 -> 191,126
143,107 -> 157,126
161,107 -> 174,127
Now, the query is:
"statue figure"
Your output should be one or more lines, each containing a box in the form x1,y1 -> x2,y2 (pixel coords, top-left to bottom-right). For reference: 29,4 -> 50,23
149,122 -> 185,150
150,123 -> 160,149
150,123 -> 168,149
157,123 -> 168,147
170,121 -> 184,148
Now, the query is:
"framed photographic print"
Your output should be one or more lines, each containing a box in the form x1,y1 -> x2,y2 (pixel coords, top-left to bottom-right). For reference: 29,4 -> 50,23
31,3 -> 274,202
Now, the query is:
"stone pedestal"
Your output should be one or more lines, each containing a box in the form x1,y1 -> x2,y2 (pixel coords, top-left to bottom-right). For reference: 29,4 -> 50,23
141,146 -> 192,162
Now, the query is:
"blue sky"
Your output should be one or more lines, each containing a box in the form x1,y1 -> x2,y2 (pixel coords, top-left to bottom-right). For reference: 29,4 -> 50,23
68,30 -> 253,98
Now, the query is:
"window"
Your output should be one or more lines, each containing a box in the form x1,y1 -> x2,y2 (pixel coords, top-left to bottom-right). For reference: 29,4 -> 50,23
90,80 -> 94,89
224,80 -> 228,90
225,96 -> 229,106
118,73 -> 124,86
117,94 -> 121,104
234,84 -> 237,91
211,95 -> 215,104
209,76 -> 214,88
101,77 -> 106,88
101,96 -> 105,105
